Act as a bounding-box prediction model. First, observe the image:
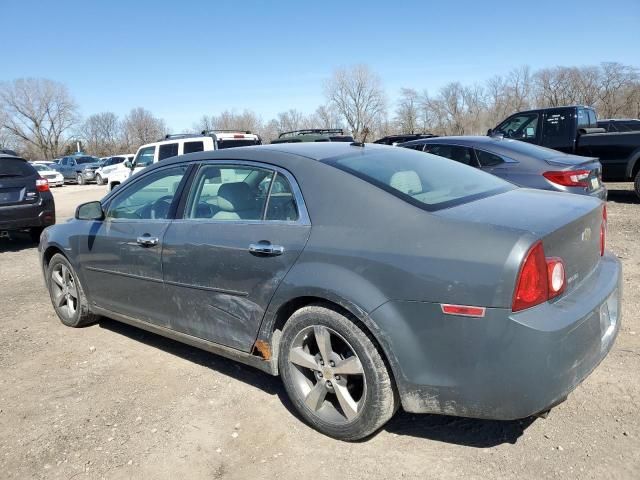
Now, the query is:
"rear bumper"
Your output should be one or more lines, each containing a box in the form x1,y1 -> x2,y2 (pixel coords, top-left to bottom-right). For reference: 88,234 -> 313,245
369,252 -> 622,419
0,197 -> 56,231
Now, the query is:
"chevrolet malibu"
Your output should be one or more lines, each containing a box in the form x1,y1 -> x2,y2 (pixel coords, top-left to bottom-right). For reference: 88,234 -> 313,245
39,143 -> 621,440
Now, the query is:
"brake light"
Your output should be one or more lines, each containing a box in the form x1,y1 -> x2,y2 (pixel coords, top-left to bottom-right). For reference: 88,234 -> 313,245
35,178 -> 49,192
543,169 -> 590,187
512,242 -> 567,312
600,204 -> 607,256
233,134 -> 245,138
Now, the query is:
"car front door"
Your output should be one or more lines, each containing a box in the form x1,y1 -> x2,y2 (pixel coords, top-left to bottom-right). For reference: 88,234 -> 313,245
78,164 -> 190,325
161,161 -> 311,351
59,157 -> 71,179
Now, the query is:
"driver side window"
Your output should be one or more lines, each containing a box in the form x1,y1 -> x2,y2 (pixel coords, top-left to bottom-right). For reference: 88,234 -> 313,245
497,113 -> 538,139
106,166 -> 187,220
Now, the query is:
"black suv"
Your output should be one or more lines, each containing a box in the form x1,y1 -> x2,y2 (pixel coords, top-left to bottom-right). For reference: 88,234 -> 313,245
271,129 -> 354,144
0,151 -> 55,241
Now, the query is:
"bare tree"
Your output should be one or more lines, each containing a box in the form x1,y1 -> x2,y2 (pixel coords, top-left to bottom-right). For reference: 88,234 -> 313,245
80,112 -> 121,156
121,107 -> 167,151
324,65 -> 386,141
311,104 -> 344,130
395,88 -> 420,133
0,78 -> 78,159
194,109 -> 263,134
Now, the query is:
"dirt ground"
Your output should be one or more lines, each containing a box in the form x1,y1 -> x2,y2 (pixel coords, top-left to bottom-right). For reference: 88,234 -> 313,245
0,183 -> 638,480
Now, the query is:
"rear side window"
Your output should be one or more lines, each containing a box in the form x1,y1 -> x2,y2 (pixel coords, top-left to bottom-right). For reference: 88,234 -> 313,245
424,145 -> 475,166
159,143 -> 179,161
475,149 -> 504,167
325,148 -> 513,211
184,141 -> 204,154
0,158 -> 35,177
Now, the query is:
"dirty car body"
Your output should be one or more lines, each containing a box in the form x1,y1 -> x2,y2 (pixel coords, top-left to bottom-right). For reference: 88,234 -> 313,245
39,143 -> 621,432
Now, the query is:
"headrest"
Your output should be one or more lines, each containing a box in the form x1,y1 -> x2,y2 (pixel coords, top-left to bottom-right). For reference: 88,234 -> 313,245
390,171 -> 422,195
217,182 -> 254,212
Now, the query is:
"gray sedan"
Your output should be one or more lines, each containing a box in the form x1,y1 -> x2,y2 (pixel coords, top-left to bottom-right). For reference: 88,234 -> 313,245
400,136 -> 607,200
39,143 -> 621,440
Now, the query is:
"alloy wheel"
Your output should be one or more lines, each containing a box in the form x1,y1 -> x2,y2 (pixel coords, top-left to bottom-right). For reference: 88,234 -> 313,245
288,325 -> 366,424
50,263 -> 78,320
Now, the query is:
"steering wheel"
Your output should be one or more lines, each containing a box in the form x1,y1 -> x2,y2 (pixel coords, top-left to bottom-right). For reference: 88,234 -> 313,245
150,195 -> 174,219
506,128 -> 515,138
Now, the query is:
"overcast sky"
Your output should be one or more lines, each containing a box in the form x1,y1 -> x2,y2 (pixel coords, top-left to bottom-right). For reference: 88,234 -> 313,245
3,0 -> 639,131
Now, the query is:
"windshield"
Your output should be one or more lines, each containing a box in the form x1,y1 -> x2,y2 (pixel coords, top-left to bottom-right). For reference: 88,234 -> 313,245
217,139 -> 261,149
75,156 -> 98,165
324,147 -> 513,211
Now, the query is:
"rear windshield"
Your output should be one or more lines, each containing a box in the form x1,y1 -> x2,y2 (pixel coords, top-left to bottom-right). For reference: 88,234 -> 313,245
75,156 -> 98,164
324,147 -> 513,211
490,139 -> 565,160
0,158 -> 35,177
33,164 -> 51,172
217,139 -> 261,149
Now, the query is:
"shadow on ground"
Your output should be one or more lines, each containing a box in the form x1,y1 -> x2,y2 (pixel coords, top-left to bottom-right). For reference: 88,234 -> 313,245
607,188 -> 638,205
99,318 -> 534,447
384,411 -> 535,447
0,232 -> 38,253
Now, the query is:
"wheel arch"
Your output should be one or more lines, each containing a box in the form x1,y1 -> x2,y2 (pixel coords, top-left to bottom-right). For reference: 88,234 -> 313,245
624,148 -> 640,179
255,292 -> 400,385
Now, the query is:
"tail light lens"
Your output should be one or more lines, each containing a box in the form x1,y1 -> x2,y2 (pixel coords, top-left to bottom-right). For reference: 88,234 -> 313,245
35,178 -> 49,192
543,169 -> 590,187
600,204 -> 607,256
513,242 -> 566,312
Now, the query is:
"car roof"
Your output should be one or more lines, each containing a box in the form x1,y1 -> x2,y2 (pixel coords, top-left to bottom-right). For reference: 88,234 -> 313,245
142,142 -> 387,169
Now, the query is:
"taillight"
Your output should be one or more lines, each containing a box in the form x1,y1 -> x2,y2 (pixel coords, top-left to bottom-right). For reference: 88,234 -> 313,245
513,242 -> 566,312
600,204 -> 607,256
543,169 -> 590,187
36,178 -> 49,192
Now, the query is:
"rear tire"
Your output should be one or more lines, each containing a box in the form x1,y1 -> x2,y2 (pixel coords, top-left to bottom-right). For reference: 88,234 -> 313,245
634,169 -> 640,200
46,253 -> 98,328
279,305 -> 398,441
77,173 -> 85,185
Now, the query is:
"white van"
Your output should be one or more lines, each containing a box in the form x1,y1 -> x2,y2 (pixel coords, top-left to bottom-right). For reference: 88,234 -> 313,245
107,130 -> 262,190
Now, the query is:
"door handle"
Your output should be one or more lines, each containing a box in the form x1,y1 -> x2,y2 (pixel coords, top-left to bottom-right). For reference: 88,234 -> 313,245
248,243 -> 284,256
137,235 -> 159,247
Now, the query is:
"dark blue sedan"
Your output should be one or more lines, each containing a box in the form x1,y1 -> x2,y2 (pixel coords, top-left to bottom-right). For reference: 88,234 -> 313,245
400,136 -> 607,200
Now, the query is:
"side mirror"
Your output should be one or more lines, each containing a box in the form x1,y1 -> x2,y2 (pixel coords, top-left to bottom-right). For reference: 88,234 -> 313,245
486,129 -> 493,136
124,160 -> 132,169
75,201 -> 104,221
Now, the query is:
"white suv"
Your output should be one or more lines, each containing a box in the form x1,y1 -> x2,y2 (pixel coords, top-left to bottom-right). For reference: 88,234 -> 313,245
107,130 -> 262,190
95,154 -> 134,185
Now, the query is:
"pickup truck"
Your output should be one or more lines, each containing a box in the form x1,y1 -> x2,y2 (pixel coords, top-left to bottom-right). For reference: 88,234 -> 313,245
489,106 -> 640,198
54,154 -> 102,185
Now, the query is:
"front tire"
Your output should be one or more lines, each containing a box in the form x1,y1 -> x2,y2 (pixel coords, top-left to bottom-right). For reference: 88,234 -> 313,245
279,305 -> 398,441
95,174 -> 104,185
634,169 -> 640,200
46,253 -> 98,327
76,173 -> 85,185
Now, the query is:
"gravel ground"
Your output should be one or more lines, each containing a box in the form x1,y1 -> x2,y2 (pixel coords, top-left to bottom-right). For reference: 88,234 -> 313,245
0,183 -> 638,479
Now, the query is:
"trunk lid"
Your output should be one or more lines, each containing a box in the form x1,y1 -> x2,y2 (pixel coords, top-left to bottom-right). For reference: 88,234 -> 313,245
434,188 -> 603,295
545,155 -> 603,193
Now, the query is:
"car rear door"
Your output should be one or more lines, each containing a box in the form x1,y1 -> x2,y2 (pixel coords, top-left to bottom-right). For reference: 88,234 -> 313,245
78,164 -> 191,325
161,161 -> 311,351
